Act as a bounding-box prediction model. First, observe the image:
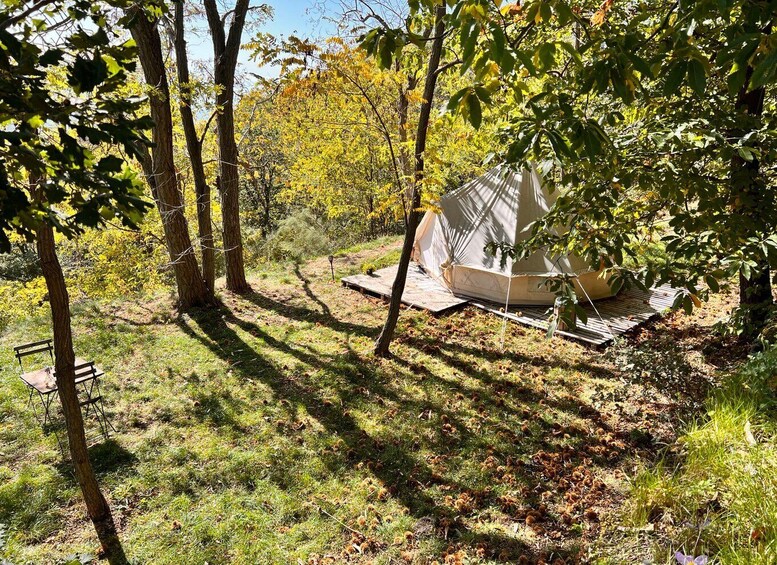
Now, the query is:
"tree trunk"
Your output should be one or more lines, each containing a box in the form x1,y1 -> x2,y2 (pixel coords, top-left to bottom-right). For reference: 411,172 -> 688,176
174,1 -> 215,294
732,66 -> 772,335
36,223 -> 127,565
129,10 -> 212,309
204,0 -> 251,293
396,68 -> 418,222
374,2 -> 446,357
261,167 -> 274,239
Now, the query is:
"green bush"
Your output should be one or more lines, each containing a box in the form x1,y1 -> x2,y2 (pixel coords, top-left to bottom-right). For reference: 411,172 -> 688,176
248,210 -> 333,263
0,244 -> 40,282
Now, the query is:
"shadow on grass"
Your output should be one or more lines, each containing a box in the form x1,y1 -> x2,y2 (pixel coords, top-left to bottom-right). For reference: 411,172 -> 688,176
170,289 -> 664,562
239,288 -> 378,339
53,439 -> 138,478
88,439 -> 139,475
175,305 -> 547,561
293,263 -> 332,320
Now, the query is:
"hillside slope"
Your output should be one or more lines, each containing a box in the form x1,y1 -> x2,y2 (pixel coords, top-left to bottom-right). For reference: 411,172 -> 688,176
0,241 -> 737,564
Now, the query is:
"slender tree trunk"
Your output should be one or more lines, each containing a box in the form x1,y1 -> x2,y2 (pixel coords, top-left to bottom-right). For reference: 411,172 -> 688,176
204,0 -> 251,293
732,66 -> 772,335
133,142 -> 158,203
374,2 -> 446,357
36,222 -> 127,565
262,167 -> 273,238
174,2 -> 215,294
129,10 -> 211,309
396,69 -> 418,222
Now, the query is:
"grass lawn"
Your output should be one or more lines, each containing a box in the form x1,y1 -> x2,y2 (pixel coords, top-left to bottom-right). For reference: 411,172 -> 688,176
0,239 -> 746,564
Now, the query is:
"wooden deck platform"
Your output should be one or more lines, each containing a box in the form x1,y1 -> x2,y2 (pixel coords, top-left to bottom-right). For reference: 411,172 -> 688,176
342,263 -> 678,345
342,263 -> 469,313
471,284 -> 677,346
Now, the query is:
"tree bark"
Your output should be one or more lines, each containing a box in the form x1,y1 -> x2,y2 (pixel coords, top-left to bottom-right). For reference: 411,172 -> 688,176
129,10 -> 212,309
374,2 -> 446,357
396,68 -> 418,222
36,222 -> 127,565
204,0 -> 251,293
174,1 -> 215,294
732,66 -> 772,335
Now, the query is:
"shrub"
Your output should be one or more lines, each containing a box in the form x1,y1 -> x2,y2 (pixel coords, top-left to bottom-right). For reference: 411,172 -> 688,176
0,278 -> 49,334
0,244 -> 40,282
250,210 -> 333,263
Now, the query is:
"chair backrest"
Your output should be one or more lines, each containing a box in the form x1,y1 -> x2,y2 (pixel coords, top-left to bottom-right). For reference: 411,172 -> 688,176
14,339 -> 54,372
74,361 -> 97,381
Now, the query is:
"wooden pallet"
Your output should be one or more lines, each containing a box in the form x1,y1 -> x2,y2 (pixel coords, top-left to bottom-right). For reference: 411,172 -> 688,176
342,263 -> 678,345
471,284 -> 678,345
341,263 -> 469,314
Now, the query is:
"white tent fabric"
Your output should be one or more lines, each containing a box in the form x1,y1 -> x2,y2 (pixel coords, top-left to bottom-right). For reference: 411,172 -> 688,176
413,165 -> 616,305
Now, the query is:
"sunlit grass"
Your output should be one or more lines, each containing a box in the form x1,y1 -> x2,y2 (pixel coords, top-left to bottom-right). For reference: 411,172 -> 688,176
0,242 -> 745,564
626,348 -> 777,563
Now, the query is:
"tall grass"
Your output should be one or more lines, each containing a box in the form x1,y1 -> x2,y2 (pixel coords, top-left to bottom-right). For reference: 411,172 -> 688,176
628,347 -> 777,563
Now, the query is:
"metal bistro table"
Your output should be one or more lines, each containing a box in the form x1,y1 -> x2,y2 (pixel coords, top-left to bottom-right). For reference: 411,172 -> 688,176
16,341 -> 114,439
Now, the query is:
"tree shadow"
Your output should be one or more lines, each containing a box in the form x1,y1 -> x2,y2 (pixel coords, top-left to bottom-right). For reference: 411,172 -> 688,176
293,262 -> 332,319
88,439 -> 139,475
54,439 -> 138,478
166,288 -> 674,562
173,305 -> 552,561
240,288 -> 378,339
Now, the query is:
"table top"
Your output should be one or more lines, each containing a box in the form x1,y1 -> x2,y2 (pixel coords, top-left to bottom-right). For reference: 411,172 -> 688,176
20,357 -> 98,394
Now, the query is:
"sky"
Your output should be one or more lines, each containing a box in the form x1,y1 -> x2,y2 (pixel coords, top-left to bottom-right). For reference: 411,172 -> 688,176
186,0 -> 343,80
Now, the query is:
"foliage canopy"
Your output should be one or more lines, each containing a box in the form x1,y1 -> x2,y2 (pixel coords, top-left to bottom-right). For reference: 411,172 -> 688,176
0,1 -> 153,251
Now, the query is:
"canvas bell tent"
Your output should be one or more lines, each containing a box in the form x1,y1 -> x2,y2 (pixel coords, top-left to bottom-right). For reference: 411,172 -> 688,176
413,165 -> 616,306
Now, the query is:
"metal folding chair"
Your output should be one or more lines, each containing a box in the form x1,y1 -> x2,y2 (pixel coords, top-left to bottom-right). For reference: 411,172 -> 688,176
15,340 -> 114,440
14,339 -> 56,425
74,360 -> 115,438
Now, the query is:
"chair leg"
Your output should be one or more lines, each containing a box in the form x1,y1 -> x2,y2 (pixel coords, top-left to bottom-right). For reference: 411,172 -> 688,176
27,389 -> 42,424
93,380 -> 115,436
40,391 -> 55,426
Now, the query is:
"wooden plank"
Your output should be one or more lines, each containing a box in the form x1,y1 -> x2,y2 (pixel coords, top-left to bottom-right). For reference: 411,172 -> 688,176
343,263 -> 675,344
472,283 -> 676,345
341,263 -> 469,314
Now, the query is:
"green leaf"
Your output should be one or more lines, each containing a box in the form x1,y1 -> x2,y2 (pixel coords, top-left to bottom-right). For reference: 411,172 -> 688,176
68,52 -> 109,94
625,52 -> 652,78
500,51 -> 516,74
490,24 -> 506,63
750,48 -> 777,89
377,34 -> 394,69
682,294 -> 694,315
460,20 -> 479,66
39,48 -> 64,67
663,61 -> 687,95
687,59 -> 706,96
467,93 -> 482,129
474,85 -> 492,104
574,304 -> 588,325
447,87 -> 469,112
727,65 -> 747,95
554,1 -> 574,25
539,1 -> 552,22
737,146 -> 755,162
537,42 -> 556,70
